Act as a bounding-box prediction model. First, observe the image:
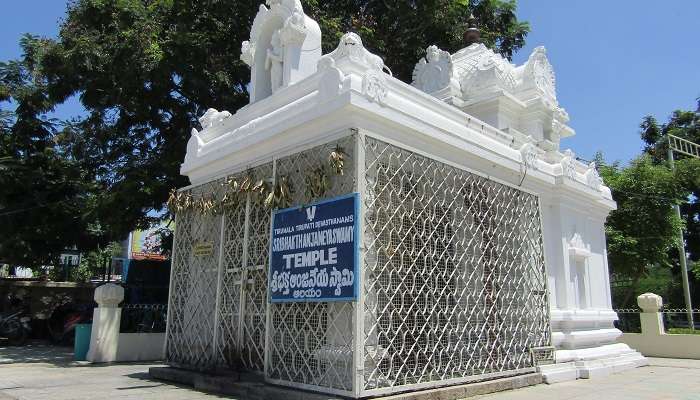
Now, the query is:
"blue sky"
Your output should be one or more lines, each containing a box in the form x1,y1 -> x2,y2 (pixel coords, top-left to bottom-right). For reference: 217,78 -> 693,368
2,1 -> 699,163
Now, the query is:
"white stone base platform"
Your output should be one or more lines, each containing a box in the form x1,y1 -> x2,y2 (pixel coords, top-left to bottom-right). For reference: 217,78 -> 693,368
539,343 -> 648,383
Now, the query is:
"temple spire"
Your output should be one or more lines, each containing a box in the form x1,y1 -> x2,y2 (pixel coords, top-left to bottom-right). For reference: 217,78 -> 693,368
464,13 -> 481,46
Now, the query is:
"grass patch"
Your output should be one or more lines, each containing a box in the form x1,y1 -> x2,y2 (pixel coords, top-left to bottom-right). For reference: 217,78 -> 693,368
667,328 -> 700,335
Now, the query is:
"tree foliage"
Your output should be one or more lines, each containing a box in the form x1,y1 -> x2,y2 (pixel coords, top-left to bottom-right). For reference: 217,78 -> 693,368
0,35 -> 105,268
640,101 -> 700,267
600,157 -> 685,275
604,100 -> 700,307
305,0 -> 529,80
600,156 -> 692,307
0,0 -> 530,265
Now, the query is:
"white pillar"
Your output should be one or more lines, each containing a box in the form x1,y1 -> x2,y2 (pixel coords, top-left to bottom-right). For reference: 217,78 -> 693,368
86,283 -> 124,363
638,293 -> 665,336
538,200 -> 647,383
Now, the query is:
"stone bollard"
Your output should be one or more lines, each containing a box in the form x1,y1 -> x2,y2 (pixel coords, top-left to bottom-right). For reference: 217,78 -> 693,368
637,293 -> 665,336
86,283 -> 124,362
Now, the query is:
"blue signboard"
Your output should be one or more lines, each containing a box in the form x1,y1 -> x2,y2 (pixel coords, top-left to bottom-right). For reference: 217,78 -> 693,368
269,193 -> 359,303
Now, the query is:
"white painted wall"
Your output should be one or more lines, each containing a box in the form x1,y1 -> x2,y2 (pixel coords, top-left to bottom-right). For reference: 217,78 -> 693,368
618,333 -> 700,359
617,293 -> 700,360
116,333 -> 165,362
87,283 -> 165,363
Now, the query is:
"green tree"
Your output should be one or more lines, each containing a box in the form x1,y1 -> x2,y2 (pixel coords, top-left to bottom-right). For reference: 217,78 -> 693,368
639,101 -> 700,293
13,0 -> 528,244
599,156 -> 688,307
0,35 -> 106,268
642,103 -> 700,250
74,242 -> 123,282
305,0 -> 529,80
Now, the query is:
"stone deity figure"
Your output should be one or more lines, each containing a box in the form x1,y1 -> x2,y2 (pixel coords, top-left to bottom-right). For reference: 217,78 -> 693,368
266,31 -> 284,93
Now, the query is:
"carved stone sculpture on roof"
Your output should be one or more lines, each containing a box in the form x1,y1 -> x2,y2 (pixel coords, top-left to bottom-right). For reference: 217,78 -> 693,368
199,108 -> 232,129
585,162 -> 603,191
319,33 -> 391,105
320,32 -> 388,74
412,45 -> 456,94
184,108 -> 232,164
520,46 -> 557,104
457,43 -> 518,99
559,149 -> 577,180
411,31 -> 577,159
240,0 -> 321,103
265,31 -> 284,93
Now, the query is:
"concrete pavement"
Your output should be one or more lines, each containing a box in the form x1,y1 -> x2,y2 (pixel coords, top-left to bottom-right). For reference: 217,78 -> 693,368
473,358 -> 700,400
1,343 -> 699,400
0,342 -> 221,400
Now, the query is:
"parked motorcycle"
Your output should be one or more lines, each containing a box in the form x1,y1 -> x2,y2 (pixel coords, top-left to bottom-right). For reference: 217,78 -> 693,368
47,302 -> 92,345
0,295 -> 31,346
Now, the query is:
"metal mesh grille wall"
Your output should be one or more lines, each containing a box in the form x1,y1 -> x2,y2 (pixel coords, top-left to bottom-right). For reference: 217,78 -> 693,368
266,135 -> 357,392
362,137 -> 550,392
165,132 -> 551,396
166,134 -> 359,392
166,179 -> 225,369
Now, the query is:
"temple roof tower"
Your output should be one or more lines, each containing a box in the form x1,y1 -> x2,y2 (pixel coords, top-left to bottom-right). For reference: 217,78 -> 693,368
412,27 -> 574,161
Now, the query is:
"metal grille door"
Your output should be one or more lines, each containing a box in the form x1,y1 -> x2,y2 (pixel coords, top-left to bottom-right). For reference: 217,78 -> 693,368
215,185 -> 246,369
238,164 -> 274,371
215,164 -> 273,372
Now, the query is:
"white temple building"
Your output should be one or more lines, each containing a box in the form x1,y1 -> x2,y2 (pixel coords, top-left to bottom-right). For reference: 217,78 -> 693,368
167,1 -> 646,398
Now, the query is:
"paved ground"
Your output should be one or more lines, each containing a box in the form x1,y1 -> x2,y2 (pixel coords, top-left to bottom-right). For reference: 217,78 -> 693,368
1,344 -> 699,399
474,358 -> 700,400
0,342 -> 222,400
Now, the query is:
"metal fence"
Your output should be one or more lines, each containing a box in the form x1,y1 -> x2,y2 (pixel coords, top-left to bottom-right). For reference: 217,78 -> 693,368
613,309 -> 642,333
165,132 -> 552,397
613,308 -> 700,333
662,309 -> 700,331
120,304 -> 168,333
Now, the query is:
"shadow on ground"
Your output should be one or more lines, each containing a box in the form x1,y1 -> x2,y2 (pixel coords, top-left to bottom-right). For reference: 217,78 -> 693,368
124,371 -> 230,398
0,341 -> 73,365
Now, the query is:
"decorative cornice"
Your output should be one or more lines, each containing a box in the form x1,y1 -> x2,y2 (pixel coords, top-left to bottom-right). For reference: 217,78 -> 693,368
520,142 -> 539,171
362,70 -> 388,105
